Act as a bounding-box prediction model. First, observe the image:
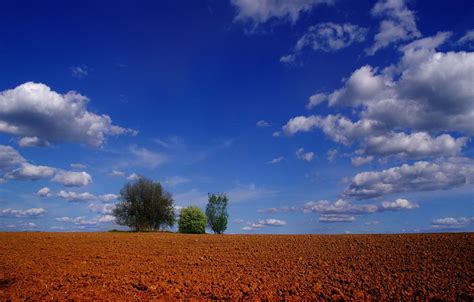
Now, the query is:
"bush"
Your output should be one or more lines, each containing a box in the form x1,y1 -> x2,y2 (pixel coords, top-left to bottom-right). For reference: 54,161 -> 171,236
113,177 -> 175,231
178,206 -> 207,234
206,193 -> 228,234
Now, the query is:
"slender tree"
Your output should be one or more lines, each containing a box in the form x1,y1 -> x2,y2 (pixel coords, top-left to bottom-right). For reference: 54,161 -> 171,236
205,193 -> 228,234
113,177 -> 175,231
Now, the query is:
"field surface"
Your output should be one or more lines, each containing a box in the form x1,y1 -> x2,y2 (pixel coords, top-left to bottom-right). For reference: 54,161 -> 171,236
1,232 -> 473,301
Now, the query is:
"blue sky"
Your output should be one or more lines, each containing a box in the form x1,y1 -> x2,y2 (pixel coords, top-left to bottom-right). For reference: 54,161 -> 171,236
0,0 -> 473,233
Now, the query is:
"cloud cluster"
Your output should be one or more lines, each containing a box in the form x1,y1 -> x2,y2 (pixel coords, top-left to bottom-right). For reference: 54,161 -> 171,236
0,82 -> 136,147
231,0 -> 333,25
281,22 -> 367,63
56,215 -> 115,226
431,217 -> 473,229
344,159 -> 474,199
0,207 -> 45,217
57,190 -> 119,203
282,33 -> 474,161
368,0 -> 421,54
242,218 -> 286,230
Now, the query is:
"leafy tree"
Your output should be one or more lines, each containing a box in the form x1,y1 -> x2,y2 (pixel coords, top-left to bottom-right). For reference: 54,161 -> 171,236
205,193 -> 228,234
113,177 -> 175,231
178,206 -> 207,234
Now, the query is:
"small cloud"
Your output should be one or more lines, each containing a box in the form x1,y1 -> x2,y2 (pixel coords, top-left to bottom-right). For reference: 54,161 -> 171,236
256,120 -> 271,127
326,149 -> 338,162
98,194 -> 120,202
52,171 -> 92,187
109,170 -> 125,177
70,163 -> 87,170
351,156 -> 374,167
319,214 -> 355,223
57,190 -> 96,202
70,66 -> 89,79
127,173 -> 140,181
18,136 -> 51,148
306,93 -> 327,109
296,148 -> 314,162
36,187 -> 52,197
268,156 -> 284,164
272,131 -> 281,137
163,176 -> 190,187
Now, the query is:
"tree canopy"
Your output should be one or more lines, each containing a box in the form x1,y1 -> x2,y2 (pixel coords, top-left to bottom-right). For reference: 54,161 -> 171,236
113,177 -> 175,231
178,206 -> 207,234
205,193 -> 229,234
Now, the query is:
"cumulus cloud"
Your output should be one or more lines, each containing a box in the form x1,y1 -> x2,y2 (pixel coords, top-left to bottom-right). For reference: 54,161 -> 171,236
281,33 -> 474,162
5,163 -> 56,180
367,0 -> 421,54
269,156 -> 284,164
57,190 -> 96,202
281,22 -> 367,63
0,207 -> 45,217
52,171 -> 92,187
344,158 -> 474,199
0,145 -> 25,170
458,29 -> 474,48
257,120 -> 271,127
88,203 -> 116,214
0,82 -> 136,147
231,0 -> 333,25
36,187 -> 52,197
18,136 -> 50,147
296,148 -> 314,161
431,217 -> 473,229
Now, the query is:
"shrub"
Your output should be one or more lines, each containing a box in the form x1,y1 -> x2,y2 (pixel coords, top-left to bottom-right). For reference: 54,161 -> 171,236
205,193 -> 228,234
113,177 -> 175,231
178,206 -> 207,234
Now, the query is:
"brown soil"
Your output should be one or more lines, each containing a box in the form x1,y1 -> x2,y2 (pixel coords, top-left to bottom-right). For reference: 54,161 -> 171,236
0,232 -> 473,301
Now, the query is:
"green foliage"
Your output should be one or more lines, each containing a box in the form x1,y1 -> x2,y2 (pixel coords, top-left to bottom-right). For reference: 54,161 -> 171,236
205,193 -> 229,234
113,177 -> 175,232
178,206 -> 207,234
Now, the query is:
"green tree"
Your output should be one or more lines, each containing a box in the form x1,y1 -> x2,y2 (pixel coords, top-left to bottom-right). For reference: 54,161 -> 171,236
205,193 -> 228,234
113,177 -> 175,231
178,206 -> 207,234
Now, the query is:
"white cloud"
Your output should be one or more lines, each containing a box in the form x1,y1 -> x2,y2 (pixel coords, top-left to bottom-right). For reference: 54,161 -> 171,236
98,194 -> 119,202
129,145 -> 167,169
231,0 -> 333,25
110,170 -> 125,177
5,163 -> 56,180
36,187 -> 52,197
257,120 -> 271,127
306,93 -> 326,109
0,145 -> 25,170
351,156 -> 374,167
319,214 -> 355,223
296,148 -> 314,161
282,22 -> 367,63
381,198 -> 418,210
52,171 -> 92,187
344,158 -> 474,199
18,136 -> 50,147
88,203 -> 116,214
56,215 -> 115,226
367,0 -> 421,54
127,173 -> 140,181
0,82 -> 136,147
0,207 -> 45,217
242,218 -> 286,230
97,214 -> 115,223
431,217 -> 473,229
269,156 -> 284,164
57,190 -> 96,202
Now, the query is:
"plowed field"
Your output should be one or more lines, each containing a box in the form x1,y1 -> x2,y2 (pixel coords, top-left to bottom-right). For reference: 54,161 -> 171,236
1,232 -> 473,301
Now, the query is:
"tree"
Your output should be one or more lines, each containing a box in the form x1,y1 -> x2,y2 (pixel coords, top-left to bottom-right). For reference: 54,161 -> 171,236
113,177 -> 175,231
178,206 -> 207,234
205,193 -> 228,234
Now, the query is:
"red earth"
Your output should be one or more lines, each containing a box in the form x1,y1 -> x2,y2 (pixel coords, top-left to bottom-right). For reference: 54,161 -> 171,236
1,232 -> 473,301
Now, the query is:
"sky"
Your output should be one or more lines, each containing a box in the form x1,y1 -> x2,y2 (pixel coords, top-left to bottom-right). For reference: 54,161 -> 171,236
0,0 -> 473,234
